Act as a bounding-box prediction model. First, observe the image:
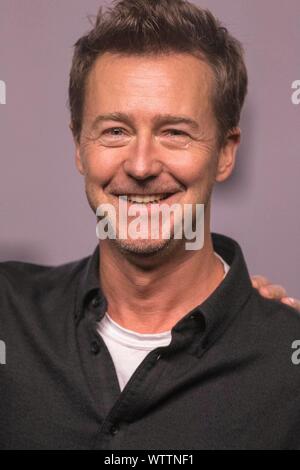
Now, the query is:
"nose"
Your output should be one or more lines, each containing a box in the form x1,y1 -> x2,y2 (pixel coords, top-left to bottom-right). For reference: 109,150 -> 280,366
123,132 -> 163,181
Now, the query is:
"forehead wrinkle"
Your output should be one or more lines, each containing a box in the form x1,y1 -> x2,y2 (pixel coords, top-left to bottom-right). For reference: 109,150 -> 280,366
85,53 -> 216,134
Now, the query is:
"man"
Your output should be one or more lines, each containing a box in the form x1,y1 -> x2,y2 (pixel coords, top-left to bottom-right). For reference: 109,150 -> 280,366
0,0 -> 299,450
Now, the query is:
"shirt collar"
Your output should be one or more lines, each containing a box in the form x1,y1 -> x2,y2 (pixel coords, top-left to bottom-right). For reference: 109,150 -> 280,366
75,233 -> 254,346
180,232 -> 254,354
75,244 -> 107,325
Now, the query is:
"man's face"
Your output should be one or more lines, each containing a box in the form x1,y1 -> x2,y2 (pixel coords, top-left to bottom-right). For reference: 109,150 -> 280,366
75,52 -> 238,256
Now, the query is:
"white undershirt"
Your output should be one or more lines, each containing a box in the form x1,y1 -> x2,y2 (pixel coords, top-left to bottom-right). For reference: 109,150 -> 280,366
97,252 -> 230,391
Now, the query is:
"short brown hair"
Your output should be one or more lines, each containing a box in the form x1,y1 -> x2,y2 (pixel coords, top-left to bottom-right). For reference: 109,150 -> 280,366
68,0 -> 248,147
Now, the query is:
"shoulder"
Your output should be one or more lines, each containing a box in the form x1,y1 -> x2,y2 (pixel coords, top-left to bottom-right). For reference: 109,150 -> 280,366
0,255 -> 90,297
249,288 -> 300,333
244,289 -> 300,381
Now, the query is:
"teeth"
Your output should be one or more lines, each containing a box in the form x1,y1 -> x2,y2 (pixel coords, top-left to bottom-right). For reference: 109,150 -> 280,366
120,194 -> 168,203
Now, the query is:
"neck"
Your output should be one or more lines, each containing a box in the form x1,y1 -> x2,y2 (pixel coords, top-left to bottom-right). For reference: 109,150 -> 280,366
99,225 -> 224,333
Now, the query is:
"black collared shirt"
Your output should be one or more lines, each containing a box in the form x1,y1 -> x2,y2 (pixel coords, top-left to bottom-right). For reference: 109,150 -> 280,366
0,233 -> 300,450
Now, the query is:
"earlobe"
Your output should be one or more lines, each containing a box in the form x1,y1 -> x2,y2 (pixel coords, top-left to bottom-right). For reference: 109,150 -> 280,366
215,128 -> 241,183
69,122 -> 85,176
75,147 -> 85,175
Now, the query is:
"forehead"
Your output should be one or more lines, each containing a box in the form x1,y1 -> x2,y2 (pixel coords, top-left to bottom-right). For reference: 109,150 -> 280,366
84,52 -> 215,123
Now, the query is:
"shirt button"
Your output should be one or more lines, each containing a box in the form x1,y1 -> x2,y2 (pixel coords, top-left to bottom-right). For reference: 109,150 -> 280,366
91,296 -> 101,308
110,424 -> 120,435
156,353 -> 162,361
90,340 -> 100,354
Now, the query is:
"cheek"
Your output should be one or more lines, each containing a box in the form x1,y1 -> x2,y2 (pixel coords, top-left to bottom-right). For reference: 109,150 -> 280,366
168,151 -> 215,187
81,145 -> 121,186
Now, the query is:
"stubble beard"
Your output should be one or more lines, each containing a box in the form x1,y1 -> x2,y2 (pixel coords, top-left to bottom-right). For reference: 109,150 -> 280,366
85,180 -> 213,258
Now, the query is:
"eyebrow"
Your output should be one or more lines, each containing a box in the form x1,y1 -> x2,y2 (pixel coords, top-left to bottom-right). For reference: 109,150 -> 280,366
91,112 -> 200,132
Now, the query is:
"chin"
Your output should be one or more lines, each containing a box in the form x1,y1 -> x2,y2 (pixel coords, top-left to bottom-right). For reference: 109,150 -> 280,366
114,237 -> 173,256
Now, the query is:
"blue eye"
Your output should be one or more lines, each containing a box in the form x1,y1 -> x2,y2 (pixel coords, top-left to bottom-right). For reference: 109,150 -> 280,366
103,127 -> 125,136
99,127 -> 131,147
159,129 -> 192,149
165,129 -> 188,136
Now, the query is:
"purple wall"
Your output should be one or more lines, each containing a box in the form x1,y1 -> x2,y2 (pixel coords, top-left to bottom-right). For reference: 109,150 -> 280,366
0,0 -> 299,296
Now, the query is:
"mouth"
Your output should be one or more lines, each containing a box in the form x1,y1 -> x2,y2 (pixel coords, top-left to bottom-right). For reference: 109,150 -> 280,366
118,193 -> 174,204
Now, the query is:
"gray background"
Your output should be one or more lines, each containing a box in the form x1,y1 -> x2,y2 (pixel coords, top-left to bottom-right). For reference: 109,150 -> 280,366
0,0 -> 299,296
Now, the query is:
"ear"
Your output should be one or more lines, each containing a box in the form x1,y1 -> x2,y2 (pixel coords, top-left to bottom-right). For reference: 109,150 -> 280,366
215,127 -> 241,183
75,144 -> 85,176
69,122 -> 85,176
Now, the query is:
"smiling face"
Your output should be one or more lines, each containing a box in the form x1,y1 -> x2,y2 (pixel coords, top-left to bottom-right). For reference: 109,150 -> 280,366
74,52 -> 239,257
